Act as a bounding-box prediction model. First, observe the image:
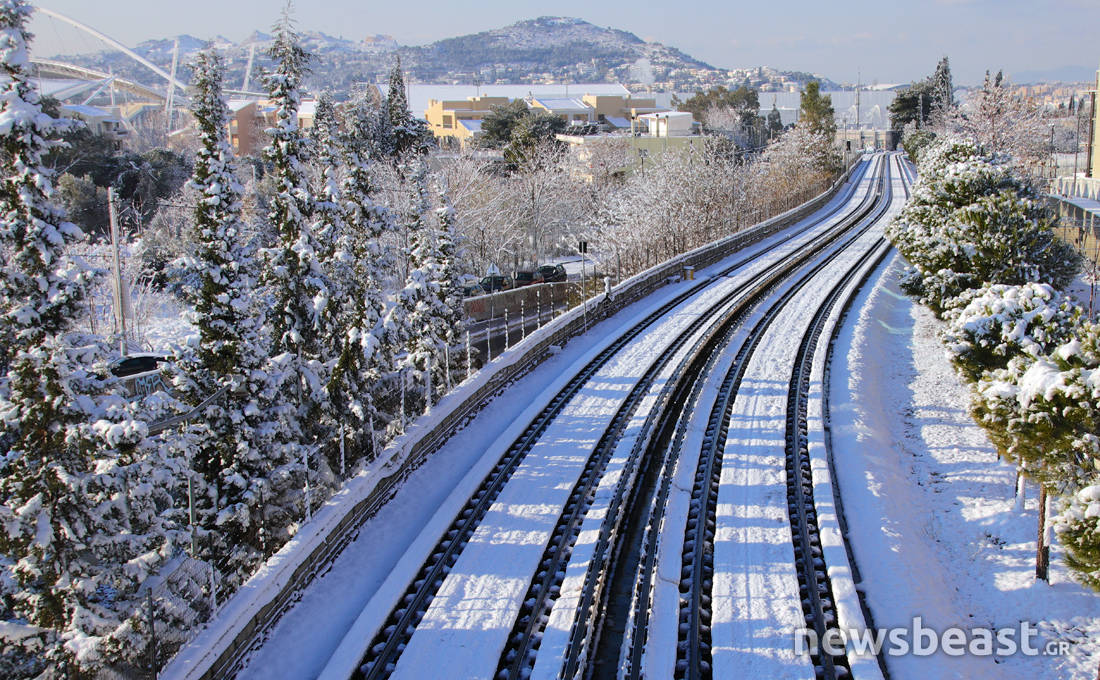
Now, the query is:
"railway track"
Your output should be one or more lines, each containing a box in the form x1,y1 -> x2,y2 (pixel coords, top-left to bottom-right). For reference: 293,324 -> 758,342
319,156 -> 890,680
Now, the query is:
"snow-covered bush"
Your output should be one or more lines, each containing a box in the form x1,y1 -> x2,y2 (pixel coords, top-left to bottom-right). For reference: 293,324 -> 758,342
974,319 -> 1100,493
1055,481 -> 1100,590
888,138 -> 1078,314
942,282 -> 1081,383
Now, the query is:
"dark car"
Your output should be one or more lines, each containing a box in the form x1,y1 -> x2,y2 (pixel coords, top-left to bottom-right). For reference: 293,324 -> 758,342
537,263 -> 567,283
108,354 -> 170,398
462,283 -> 486,297
513,270 -> 545,287
110,354 -> 167,378
480,275 -> 512,293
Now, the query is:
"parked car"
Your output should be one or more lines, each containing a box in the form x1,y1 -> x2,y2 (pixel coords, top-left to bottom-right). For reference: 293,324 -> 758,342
513,270 -> 545,287
462,283 -> 486,297
108,354 -> 170,398
480,274 -> 512,293
537,263 -> 567,283
110,354 -> 167,378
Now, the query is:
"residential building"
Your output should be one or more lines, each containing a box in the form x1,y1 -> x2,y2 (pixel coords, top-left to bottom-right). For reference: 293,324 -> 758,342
59,104 -> 128,147
424,95 -> 509,148
582,94 -> 663,130
227,99 -> 263,157
529,96 -> 594,125
422,88 -> 672,148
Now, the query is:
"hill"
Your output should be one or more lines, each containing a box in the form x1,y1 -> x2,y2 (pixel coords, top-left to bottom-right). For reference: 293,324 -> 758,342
41,16 -> 842,96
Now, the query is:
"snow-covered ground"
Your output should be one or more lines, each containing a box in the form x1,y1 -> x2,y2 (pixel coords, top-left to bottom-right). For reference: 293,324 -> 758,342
831,254 -> 1100,679
223,163 -> 878,680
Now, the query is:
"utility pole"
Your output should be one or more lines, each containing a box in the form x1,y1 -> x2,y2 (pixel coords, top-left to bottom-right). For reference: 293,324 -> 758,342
1088,91 -> 1097,179
242,43 -> 256,92
108,188 -> 128,356
1074,93 -> 1084,196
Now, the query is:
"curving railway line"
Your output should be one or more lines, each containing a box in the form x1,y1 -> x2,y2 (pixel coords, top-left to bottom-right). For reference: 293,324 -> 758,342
296,153 -> 910,680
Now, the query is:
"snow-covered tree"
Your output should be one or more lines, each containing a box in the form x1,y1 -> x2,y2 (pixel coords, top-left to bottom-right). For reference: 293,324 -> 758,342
431,179 -> 466,389
888,138 -> 1078,314
173,48 -> 285,573
0,4 -> 190,673
947,70 -> 1049,173
260,13 -> 333,459
0,0 -> 99,659
386,57 -> 433,159
1055,481 -> 1100,590
434,150 -> 519,276
942,282 -> 1082,383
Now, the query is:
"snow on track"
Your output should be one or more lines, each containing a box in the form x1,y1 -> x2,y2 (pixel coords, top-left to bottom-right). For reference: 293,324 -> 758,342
240,161 -> 879,680
705,175 -> 895,680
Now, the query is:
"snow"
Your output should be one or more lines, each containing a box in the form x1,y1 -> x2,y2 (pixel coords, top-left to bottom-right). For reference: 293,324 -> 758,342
705,198 -> 888,680
830,254 -> 1100,679
212,162 -> 877,680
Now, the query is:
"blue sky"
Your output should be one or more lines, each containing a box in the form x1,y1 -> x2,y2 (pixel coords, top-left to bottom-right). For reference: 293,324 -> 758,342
27,0 -> 1100,86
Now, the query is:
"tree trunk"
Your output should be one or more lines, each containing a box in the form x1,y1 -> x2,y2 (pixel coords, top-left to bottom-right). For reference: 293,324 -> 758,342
1036,486 -> 1050,582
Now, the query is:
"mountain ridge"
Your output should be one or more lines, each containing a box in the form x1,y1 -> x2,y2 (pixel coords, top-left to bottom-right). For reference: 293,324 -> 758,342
44,16 -> 842,94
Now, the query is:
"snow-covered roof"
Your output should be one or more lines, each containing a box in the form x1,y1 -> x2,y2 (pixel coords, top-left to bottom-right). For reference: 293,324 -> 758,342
299,100 -> 318,118
532,97 -> 589,113
459,119 -> 483,133
605,115 -> 631,128
60,103 -> 113,119
33,77 -> 106,101
638,111 -> 693,121
228,99 -> 258,113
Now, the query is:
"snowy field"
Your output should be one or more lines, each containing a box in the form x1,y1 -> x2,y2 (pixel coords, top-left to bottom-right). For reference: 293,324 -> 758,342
831,254 -> 1100,679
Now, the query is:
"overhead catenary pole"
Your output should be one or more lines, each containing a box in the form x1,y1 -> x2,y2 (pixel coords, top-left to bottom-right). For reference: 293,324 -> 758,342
242,43 -> 256,92
108,188 -> 128,356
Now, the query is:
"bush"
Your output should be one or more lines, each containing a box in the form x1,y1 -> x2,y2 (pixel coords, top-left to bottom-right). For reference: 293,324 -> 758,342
887,138 -> 1078,314
942,282 -> 1081,383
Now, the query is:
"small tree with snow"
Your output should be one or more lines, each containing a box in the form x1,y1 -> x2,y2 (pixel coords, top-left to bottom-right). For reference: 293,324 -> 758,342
1055,481 -> 1100,590
888,138 -> 1078,314
942,282 -> 1081,383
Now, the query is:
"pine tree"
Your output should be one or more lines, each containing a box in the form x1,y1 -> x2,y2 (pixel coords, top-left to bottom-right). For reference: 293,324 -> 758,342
931,56 -> 955,118
174,48 -> 281,572
0,0 -> 94,637
390,160 -> 442,411
887,138 -> 1079,314
386,57 -> 433,158
260,11 -> 334,471
798,80 -> 836,140
325,99 -> 395,464
942,282 -> 1081,383
767,102 -> 783,139
432,178 -> 466,391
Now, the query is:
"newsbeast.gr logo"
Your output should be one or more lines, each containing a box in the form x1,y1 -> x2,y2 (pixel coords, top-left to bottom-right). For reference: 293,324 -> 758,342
793,617 -> 1071,658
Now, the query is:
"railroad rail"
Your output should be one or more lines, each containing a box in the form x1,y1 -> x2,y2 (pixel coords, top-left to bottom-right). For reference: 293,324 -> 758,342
334,160 -> 883,680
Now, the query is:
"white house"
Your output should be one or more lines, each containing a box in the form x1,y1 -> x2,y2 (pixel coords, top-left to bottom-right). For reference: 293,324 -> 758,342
636,111 -> 695,137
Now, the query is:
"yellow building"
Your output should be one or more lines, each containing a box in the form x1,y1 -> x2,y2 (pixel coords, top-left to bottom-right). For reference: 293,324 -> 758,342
424,95 -> 510,148
424,92 -> 671,148
581,94 -> 663,129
